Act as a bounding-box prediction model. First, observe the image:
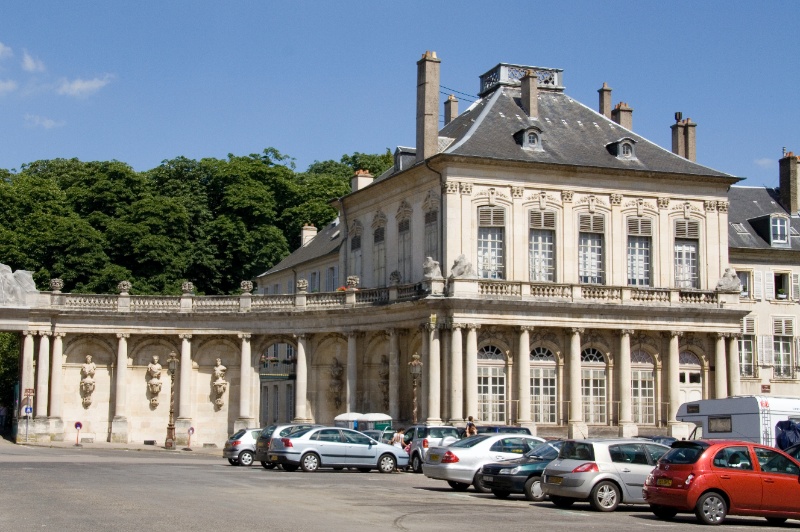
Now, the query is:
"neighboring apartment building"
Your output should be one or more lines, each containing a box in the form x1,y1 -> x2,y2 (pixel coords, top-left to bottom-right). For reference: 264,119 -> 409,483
728,154 -> 800,396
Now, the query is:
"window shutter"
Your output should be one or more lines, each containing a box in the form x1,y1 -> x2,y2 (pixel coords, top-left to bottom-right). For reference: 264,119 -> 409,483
579,213 -> 604,233
627,217 -> 652,236
773,317 -> 794,336
753,270 -> 764,300
793,273 -> 800,300
479,207 -> 505,227
530,211 -> 556,229
758,335 -> 774,366
675,220 -> 700,239
742,316 -> 756,335
765,274 -> 775,301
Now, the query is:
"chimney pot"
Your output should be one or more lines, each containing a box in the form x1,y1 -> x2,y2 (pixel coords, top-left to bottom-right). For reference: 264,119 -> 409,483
444,94 -> 459,125
350,169 -> 374,192
598,82 -> 612,118
521,69 -> 538,118
611,101 -> 633,130
780,151 -> 800,214
300,223 -> 318,247
416,51 -> 441,163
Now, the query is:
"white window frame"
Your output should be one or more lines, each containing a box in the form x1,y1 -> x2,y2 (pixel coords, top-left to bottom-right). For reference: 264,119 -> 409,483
424,210 -> 438,260
477,207 -> 505,280
771,216 -> 789,245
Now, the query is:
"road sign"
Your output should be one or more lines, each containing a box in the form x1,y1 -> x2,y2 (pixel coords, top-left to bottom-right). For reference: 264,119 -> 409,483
24,406 -> 32,414
188,427 -> 195,435
74,421 -> 83,430
24,388 -> 34,397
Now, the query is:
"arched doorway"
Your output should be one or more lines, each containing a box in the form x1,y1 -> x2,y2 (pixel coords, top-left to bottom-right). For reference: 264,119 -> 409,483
530,346 -> 557,424
631,350 -> 656,425
477,345 -> 506,423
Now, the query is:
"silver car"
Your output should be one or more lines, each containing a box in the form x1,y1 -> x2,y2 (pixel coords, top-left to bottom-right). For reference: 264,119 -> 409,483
403,425 -> 460,473
268,426 -> 409,473
222,427 -> 263,466
542,438 -> 669,511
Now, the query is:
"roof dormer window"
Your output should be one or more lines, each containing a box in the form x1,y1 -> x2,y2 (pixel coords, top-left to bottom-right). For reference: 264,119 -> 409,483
517,126 -> 544,152
606,136 -> 637,160
771,216 -> 789,246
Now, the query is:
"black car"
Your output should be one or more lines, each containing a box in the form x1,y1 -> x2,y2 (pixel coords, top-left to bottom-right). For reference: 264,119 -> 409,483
479,440 -> 563,501
477,425 -> 532,435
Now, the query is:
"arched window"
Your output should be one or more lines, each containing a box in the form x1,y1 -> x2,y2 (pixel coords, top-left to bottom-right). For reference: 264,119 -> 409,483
478,345 -> 506,422
530,347 -> 556,424
631,349 -> 655,424
581,348 -> 606,423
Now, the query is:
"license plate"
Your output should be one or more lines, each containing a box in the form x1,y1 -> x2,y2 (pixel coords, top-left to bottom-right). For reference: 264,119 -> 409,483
269,455 -> 278,461
657,478 -> 672,487
483,475 -> 493,482
429,454 -> 440,461
549,476 -> 563,485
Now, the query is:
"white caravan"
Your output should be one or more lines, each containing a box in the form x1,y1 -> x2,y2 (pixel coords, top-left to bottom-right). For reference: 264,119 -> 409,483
677,396 -> 800,446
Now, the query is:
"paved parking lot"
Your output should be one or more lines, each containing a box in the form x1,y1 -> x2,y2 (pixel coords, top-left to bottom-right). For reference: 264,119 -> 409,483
0,437 -> 796,531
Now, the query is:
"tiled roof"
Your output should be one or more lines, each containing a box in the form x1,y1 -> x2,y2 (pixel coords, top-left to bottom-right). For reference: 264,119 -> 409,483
256,219 -> 341,277
728,186 -> 800,251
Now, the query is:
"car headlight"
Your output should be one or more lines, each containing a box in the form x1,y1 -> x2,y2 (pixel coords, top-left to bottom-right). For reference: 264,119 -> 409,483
499,466 -> 521,475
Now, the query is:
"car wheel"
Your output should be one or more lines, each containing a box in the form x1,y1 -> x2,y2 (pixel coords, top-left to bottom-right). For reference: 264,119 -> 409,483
472,472 -> 491,493
492,490 -> 510,499
589,480 -> 620,512
282,464 -> 299,472
411,453 -> 423,473
550,495 -> 575,508
651,505 -> 678,520
524,476 -> 545,502
447,481 -> 470,491
695,491 -> 727,525
227,458 -> 237,466
766,517 -> 787,525
237,451 -> 254,467
260,461 -> 276,470
378,454 -> 396,474
301,453 -> 320,472
358,468 -> 371,473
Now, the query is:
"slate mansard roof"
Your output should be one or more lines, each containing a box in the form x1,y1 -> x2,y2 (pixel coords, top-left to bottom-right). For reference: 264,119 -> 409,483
258,218 -> 342,277
727,186 -> 800,252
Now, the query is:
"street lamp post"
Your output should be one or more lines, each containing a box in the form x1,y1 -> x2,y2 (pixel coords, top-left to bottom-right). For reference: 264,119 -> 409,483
165,351 -> 179,449
408,352 -> 423,424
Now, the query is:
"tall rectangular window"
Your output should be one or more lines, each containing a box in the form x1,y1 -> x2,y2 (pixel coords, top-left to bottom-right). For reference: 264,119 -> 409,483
398,218 -> 411,283
740,336 -> 755,377
349,234 -> 362,279
773,317 -> 794,378
424,210 -> 438,260
530,367 -> 557,423
674,220 -> 699,288
373,226 -> 386,287
581,368 -> 607,423
631,369 -> 655,424
772,216 -> 788,244
477,207 -> 505,279
627,217 -> 652,286
578,213 -> 605,284
477,366 -> 506,422
529,211 -> 555,282
286,384 -> 294,422
325,266 -> 338,292
309,271 -> 319,292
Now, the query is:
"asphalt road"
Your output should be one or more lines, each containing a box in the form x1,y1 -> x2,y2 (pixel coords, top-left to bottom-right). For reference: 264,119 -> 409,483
0,439 -> 796,532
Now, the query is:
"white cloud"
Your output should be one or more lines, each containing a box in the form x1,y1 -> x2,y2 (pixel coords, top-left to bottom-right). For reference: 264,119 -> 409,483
754,158 -> 775,169
0,42 -> 12,59
0,79 -> 17,95
21,50 -> 45,72
56,74 -> 113,97
25,114 -> 65,129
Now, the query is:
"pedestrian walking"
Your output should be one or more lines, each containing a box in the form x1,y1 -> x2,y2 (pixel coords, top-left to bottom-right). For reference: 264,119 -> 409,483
465,416 -> 478,437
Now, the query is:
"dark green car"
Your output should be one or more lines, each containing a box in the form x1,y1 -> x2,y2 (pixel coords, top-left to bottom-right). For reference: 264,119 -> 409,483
479,440 -> 563,501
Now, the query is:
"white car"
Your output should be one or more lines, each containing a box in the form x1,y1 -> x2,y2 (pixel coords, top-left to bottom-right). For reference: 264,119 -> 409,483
423,434 -> 544,492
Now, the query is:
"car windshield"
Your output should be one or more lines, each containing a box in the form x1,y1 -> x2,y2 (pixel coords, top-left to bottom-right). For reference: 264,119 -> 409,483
428,427 -> 459,439
229,429 -> 247,440
659,442 -> 708,464
289,427 -> 314,438
526,441 -> 562,460
260,426 -> 276,438
559,441 -> 595,461
450,435 -> 491,448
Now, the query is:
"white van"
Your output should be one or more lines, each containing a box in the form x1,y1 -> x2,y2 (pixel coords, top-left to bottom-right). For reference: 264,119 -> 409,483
677,395 -> 800,446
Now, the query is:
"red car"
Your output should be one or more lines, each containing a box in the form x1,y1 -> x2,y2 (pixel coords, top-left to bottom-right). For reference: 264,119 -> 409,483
643,439 -> 800,525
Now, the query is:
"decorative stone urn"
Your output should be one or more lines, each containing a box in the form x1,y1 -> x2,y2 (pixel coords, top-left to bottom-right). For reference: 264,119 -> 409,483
50,278 -> 64,293
181,281 -> 195,295
117,280 -> 132,294
296,278 -> 308,293
240,280 -> 253,294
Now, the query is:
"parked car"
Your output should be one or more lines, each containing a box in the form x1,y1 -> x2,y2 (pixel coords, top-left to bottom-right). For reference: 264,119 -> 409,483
423,434 -> 545,492
542,438 -> 669,511
403,424 -> 461,473
254,423 -> 321,469
268,426 -> 409,473
639,435 -> 678,447
480,440 -> 563,501
476,425 -> 533,435
362,428 -> 395,444
644,439 -> 800,525
223,427 -> 263,466
783,441 -> 800,461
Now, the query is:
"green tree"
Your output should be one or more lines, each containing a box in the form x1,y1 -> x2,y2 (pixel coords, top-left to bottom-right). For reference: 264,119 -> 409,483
0,332 -> 19,414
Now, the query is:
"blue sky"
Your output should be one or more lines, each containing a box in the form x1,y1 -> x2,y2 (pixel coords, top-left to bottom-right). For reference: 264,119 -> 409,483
0,1 -> 796,187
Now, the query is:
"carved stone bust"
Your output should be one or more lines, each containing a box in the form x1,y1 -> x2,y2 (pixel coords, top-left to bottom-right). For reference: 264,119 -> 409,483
423,257 -> 442,279
715,267 -> 743,292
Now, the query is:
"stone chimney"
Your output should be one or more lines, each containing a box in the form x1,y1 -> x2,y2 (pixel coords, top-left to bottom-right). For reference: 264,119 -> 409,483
350,169 -> 374,192
301,223 -> 317,247
611,102 -> 633,130
671,112 -> 697,162
780,151 -> 800,214
598,82 -> 612,118
521,69 -> 538,118
416,51 -> 441,163
444,94 -> 458,125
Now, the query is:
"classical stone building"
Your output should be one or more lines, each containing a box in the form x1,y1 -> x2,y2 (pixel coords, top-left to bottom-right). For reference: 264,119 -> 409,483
7,52 -> 795,448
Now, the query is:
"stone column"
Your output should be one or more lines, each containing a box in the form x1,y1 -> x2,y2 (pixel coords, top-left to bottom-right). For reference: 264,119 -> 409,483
464,324 -> 479,421
235,333 -> 254,430
35,331 -> 51,419
420,325 -> 429,422
388,329 -> 400,421
20,331 -> 35,411
516,326 -> 533,430
175,334 -> 192,444
727,334 -> 741,396
617,329 -> 636,437
293,334 -> 311,422
426,321 -> 442,424
449,323 -> 464,424
667,331 -> 689,438
714,332 -> 727,398
567,327 -> 587,438
49,332 -> 65,423
347,331 -> 358,412
110,333 -> 129,443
